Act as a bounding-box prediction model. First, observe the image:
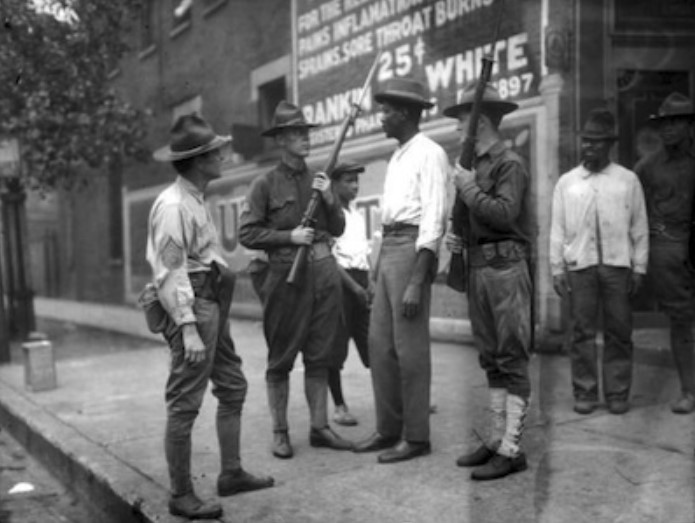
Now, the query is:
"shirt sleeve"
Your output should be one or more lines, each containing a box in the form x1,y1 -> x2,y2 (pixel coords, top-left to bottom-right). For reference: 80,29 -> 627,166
458,157 -> 527,230
549,180 -> 566,276
239,176 -> 294,250
150,203 -> 196,326
629,175 -> 649,274
416,145 -> 450,252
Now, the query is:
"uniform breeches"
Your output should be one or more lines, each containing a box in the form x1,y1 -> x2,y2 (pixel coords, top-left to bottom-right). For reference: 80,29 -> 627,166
468,260 -> 532,398
163,297 -> 248,439
649,239 -> 695,324
262,256 -> 342,381
369,233 -> 432,442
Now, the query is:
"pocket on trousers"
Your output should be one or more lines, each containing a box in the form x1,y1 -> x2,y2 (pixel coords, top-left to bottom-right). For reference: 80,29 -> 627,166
138,284 -> 169,334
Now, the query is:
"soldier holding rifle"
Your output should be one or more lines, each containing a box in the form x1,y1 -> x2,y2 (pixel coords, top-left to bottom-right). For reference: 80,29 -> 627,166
239,101 -> 353,459
445,83 -> 533,481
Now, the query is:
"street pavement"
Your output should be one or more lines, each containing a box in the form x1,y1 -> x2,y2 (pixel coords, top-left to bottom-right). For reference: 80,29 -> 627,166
0,313 -> 693,523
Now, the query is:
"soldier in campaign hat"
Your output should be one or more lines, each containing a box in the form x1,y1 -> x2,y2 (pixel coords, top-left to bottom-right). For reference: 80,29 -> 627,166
444,82 -> 534,481
145,114 -> 273,519
239,101 -> 353,459
353,77 -> 449,464
635,92 -> 695,414
551,108 -> 648,419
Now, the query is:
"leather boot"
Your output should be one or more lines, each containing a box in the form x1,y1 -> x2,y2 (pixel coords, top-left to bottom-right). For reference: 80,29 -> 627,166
217,405 -> 242,473
164,418 -> 194,497
267,380 -> 293,458
305,373 -> 353,450
169,492 -> 222,519
671,321 -> 695,413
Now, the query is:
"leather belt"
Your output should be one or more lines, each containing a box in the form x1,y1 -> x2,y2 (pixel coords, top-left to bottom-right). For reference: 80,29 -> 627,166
468,239 -> 527,267
268,242 -> 332,264
382,222 -> 419,236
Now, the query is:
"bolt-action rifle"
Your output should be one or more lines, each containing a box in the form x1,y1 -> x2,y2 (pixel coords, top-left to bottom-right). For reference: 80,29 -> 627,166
446,0 -> 506,292
287,51 -> 381,285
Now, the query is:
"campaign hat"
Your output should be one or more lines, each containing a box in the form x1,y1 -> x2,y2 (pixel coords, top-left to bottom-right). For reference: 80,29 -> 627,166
261,100 -> 318,137
374,77 -> 434,109
442,82 -> 518,119
579,108 -> 618,140
153,113 -> 231,162
648,92 -> 695,121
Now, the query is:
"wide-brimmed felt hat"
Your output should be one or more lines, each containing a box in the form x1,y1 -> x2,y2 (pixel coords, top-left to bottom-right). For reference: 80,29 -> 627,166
153,113 -> 231,162
443,82 -> 518,119
649,92 -> 695,121
579,108 -> 618,140
261,100 -> 318,137
374,77 -> 434,109
330,161 -> 365,180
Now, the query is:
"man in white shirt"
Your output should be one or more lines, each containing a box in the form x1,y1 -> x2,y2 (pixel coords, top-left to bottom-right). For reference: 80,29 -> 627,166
550,108 -> 649,416
329,161 -> 372,426
353,77 -> 449,464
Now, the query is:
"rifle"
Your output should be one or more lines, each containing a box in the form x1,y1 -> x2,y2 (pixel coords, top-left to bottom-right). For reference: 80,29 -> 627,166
287,51 -> 381,285
446,0 -> 506,292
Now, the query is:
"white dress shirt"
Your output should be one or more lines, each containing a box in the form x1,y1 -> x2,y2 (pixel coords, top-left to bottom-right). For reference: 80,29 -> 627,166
146,175 -> 228,325
550,162 -> 649,276
381,132 -> 450,252
332,203 -> 370,271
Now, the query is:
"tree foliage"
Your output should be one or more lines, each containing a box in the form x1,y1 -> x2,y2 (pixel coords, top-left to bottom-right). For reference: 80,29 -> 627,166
0,0 -> 150,191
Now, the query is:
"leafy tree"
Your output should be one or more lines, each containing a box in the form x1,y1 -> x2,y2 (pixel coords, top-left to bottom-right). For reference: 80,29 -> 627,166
0,0 -> 150,191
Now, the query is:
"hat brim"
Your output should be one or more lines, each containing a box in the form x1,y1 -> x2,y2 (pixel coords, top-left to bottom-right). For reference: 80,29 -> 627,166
330,166 -> 365,179
374,92 -> 434,109
153,135 -> 232,162
261,123 -> 319,137
578,132 -> 618,141
648,112 -> 695,121
442,100 -> 519,119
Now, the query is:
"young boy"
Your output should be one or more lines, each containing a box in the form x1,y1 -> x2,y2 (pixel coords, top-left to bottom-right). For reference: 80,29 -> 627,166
330,161 -> 372,426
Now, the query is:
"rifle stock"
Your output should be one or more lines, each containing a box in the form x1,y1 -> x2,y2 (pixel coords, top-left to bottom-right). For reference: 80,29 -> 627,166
287,52 -> 381,285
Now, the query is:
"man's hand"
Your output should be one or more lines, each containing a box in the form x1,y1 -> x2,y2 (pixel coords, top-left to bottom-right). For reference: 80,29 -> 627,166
453,165 -> 476,191
629,272 -> 644,297
182,323 -> 206,364
312,171 -> 335,206
290,226 -> 315,245
445,232 -> 463,254
402,283 -> 423,318
552,273 -> 570,297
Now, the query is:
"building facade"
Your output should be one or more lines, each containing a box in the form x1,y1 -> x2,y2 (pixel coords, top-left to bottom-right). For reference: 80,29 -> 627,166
24,0 -> 695,344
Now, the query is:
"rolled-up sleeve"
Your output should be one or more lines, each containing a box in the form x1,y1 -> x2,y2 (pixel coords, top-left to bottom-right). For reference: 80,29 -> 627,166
416,146 -> 450,252
148,203 -> 196,326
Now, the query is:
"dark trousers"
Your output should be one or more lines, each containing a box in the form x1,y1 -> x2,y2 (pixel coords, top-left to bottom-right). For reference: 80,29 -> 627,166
649,238 -> 695,393
568,265 -> 633,402
334,269 -> 371,369
261,256 -> 342,382
369,232 -> 431,443
468,260 -> 532,398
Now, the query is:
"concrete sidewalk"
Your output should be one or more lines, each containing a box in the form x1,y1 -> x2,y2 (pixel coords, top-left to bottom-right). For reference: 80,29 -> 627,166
0,304 -> 693,522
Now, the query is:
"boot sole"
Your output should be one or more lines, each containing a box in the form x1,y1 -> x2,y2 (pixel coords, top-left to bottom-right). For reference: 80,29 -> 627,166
471,461 -> 528,481
169,506 -> 223,519
309,438 -> 353,450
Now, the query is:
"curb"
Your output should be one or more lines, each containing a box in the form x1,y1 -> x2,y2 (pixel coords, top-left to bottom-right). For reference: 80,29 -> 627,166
0,377 -> 176,523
